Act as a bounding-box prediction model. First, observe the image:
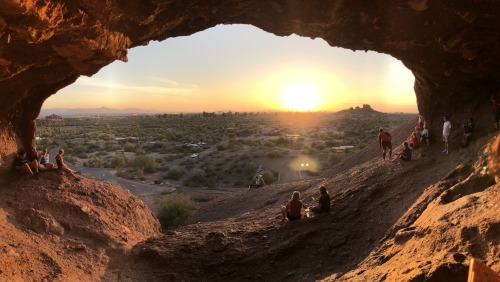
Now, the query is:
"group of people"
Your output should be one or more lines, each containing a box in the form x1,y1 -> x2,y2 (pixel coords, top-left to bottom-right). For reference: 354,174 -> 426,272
281,185 -> 331,221
248,174 -> 265,189
14,148 -> 80,181
378,112 -> 479,161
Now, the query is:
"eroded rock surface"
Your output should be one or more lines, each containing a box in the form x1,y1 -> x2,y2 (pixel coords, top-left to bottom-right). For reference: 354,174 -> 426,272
1,0 -> 500,163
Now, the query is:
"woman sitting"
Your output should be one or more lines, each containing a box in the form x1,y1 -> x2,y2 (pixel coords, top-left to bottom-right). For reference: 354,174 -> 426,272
281,191 -> 303,221
38,148 -> 55,170
55,149 -> 80,181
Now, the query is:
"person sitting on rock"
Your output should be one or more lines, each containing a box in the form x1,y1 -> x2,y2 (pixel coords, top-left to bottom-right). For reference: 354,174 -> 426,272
310,186 -> 331,216
462,118 -> 474,147
248,175 -> 265,189
281,191 -> 302,221
400,142 -> 412,161
38,148 -> 55,171
14,148 -> 40,177
420,123 -> 430,147
408,132 -> 420,149
55,149 -> 80,181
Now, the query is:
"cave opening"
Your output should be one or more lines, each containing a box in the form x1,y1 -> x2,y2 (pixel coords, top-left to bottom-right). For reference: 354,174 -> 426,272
43,24 -> 417,115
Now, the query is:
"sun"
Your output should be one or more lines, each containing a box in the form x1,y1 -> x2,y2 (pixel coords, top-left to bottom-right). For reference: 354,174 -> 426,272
281,82 -> 321,111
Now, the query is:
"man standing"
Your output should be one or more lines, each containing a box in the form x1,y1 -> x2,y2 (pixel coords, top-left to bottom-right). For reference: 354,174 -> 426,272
378,128 -> 392,160
442,116 -> 452,155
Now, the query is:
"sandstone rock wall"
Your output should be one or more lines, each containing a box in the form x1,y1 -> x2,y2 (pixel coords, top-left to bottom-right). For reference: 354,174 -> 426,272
1,0 -> 499,167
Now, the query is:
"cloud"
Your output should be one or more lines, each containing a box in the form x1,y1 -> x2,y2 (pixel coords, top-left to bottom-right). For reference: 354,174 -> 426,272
73,76 -> 197,95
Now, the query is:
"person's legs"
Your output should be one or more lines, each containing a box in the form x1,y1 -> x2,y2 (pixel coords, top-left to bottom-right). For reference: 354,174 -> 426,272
19,163 -> 34,175
30,159 -> 39,173
63,166 -> 79,180
281,206 -> 287,220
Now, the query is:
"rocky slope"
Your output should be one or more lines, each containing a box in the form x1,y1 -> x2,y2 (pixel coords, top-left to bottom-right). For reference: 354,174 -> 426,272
107,128 -> 499,281
0,173 -> 160,281
0,122 -> 498,281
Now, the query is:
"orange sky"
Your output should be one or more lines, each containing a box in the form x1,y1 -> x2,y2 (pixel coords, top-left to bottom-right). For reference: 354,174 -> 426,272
44,24 -> 418,113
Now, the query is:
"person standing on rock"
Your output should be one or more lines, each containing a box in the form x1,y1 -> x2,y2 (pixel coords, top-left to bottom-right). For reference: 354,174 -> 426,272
378,128 -> 392,160
442,116 -> 451,155
281,191 -> 302,221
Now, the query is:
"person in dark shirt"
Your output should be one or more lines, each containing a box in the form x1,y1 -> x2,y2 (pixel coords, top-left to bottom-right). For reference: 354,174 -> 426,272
310,186 -> 331,216
462,118 -> 474,147
400,142 -> 412,161
14,149 -> 40,176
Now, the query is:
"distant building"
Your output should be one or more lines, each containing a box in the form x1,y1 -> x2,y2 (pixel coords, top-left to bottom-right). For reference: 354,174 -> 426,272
45,114 -> 63,120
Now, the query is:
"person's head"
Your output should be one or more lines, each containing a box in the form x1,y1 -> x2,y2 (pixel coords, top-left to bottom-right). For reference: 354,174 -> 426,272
412,132 -> 416,137
292,191 -> 300,200
58,149 -> 64,155
424,122 -> 428,128
42,148 -> 47,154
403,142 -> 409,148
443,116 -> 449,121
17,148 -> 26,157
379,128 -> 384,133
319,186 -> 327,195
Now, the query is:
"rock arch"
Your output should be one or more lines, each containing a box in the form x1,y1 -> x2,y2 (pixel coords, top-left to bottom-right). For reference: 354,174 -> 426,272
1,0 -> 499,166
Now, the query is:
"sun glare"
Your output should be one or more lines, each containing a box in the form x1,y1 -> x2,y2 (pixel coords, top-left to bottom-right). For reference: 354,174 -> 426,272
281,82 -> 321,111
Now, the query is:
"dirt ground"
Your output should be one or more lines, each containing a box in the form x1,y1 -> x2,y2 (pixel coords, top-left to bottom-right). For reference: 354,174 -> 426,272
0,121 -> 498,281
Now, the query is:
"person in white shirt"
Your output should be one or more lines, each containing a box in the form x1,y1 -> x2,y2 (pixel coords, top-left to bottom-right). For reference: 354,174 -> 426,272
442,116 -> 451,155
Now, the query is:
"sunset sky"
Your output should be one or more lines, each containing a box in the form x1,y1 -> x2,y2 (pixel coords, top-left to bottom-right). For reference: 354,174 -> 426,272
44,24 -> 418,113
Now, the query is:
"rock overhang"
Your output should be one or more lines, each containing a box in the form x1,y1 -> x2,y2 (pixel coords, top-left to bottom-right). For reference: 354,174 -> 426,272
0,0 -> 499,164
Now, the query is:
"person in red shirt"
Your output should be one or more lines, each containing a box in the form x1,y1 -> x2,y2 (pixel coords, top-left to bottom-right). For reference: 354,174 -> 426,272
378,128 -> 392,160
281,191 -> 303,221
408,132 -> 419,149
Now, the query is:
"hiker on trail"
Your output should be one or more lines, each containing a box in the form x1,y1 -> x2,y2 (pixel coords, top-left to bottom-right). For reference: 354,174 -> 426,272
491,95 -> 500,131
418,115 -> 425,131
14,148 -> 40,177
310,186 -> 331,216
420,123 -> 430,147
281,191 -> 302,221
462,118 -> 474,147
55,149 -> 80,181
442,116 -> 451,155
378,128 -> 392,160
38,148 -> 55,171
399,142 -> 412,161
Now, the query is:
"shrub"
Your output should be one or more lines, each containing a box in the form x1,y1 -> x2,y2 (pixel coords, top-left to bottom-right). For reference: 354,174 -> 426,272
111,156 -> 128,169
261,170 -> 277,184
166,166 -> 184,180
130,155 -> 156,173
156,193 -> 197,230
87,156 -> 103,168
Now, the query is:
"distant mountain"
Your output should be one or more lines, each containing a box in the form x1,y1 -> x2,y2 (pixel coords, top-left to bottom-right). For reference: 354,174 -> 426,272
336,104 -> 381,115
39,107 -> 163,117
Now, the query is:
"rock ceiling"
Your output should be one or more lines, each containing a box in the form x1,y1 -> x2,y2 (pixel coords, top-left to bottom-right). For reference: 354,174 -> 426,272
0,0 -> 499,160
